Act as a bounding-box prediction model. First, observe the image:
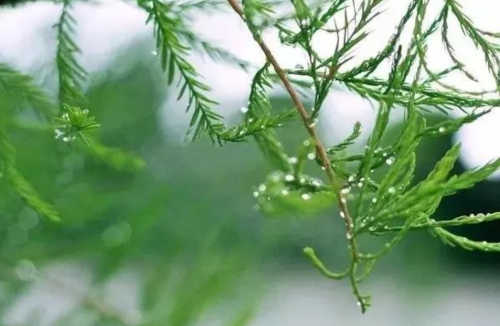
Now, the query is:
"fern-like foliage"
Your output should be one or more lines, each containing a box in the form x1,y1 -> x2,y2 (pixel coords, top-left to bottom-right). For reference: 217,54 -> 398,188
0,64 -> 57,117
220,0 -> 500,312
140,0 -> 225,142
55,0 -> 87,107
3,0 -> 500,318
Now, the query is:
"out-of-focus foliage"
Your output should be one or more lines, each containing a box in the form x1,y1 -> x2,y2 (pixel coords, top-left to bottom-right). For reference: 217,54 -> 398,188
2,0 -> 500,322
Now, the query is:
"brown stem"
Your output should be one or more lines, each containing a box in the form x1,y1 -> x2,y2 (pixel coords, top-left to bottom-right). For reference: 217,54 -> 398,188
226,0 -> 359,260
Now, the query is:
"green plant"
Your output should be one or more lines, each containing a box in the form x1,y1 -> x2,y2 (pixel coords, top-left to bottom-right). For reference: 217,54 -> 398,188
2,0 -> 500,317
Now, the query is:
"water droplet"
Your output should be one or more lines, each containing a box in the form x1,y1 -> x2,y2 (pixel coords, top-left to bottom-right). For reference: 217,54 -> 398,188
357,182 -> 363,188
270,171 -> 282,182
288,157 -> 298,164
482,241 -> 488,245
307,152 -> 316,160
258,184 -> 266,192
321,166 -> 326,170
341,197 -> 347,204
388,186 -> 396,194
285,174 -> 295,182
299,177 -> 306,184
360,222 -> 366,228
303,140 -> 311,146
253,204 -> 260,211
349,223 -> 354,228
240,106 -> 249,113
62,113 -> 69,120
346,233 -> 352,240
308,119 -> 318,128
248,118 -> 254,123
439,126 -> 446,133
301,193 -> 311,200
312,179 -> 322,187
253,191 -> 259,197
369,226 -> 376,232
340,211 -> 345,219
152,50 -> 158,56
281,189 -> 289,195
348,176 -> 355,182
357,301 -> 362,307
341,187 -> 350,195
385,157 -> 395,165
54,128 -> 64,139
384,243 -> 391,248
82,109 -> 89,114
372,197 -> 378,203
382,152 -> 388,157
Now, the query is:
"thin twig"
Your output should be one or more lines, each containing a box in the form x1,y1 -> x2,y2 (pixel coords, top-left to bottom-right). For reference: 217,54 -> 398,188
225,0 -> 361,277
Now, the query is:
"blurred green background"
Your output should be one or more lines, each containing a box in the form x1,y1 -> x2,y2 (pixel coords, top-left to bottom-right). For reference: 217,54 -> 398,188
2,57 -> 500,325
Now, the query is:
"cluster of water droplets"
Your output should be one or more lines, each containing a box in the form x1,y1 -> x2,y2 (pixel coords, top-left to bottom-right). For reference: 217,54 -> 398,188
54,110 -> 89,143
54,113 -> 76,142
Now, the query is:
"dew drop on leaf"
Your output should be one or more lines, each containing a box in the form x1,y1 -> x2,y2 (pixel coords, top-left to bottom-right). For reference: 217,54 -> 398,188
385,157 -> 395,165
301,193 -> 311,200
308,119 -> 318,128
388,186 -> 396,194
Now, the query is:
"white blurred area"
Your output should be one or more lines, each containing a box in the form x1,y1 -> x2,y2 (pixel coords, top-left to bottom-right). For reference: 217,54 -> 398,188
3,1 -> 500,325
2,0 -> 500,173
